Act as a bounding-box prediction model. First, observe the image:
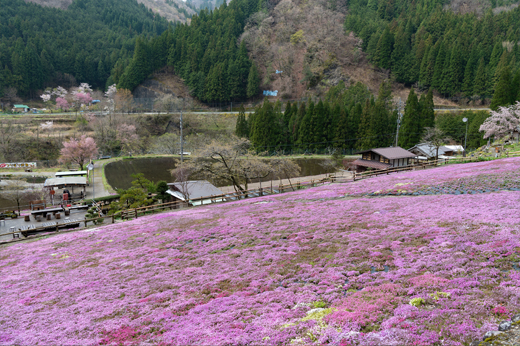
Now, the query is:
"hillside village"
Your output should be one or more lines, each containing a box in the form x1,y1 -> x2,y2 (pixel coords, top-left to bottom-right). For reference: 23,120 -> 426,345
3,0 -> 520,344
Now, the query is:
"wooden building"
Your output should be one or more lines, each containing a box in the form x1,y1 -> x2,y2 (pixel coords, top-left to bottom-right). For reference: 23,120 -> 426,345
352,147 -> 416,172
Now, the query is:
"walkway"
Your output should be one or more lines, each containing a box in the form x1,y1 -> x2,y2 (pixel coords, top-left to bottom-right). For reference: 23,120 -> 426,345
218,171 -> 353,193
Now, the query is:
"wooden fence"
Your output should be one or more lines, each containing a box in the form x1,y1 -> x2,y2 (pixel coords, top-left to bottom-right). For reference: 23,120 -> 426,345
352,155 -> 485,181
118,177 -> 341,220
4,152 -> 517,241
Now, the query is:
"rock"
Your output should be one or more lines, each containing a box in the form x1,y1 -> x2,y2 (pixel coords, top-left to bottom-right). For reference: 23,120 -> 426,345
469,341 -> 481,346
499,320 -> 512,331
306,308 -> 325,315
483,331 -> 504,340
511,314 -> 520,323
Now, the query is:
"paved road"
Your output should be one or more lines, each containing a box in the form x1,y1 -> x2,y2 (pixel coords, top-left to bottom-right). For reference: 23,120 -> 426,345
88,160 -> 114,199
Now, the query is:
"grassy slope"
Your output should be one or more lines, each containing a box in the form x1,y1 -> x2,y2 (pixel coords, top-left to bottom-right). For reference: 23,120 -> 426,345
2,158 -> 520,344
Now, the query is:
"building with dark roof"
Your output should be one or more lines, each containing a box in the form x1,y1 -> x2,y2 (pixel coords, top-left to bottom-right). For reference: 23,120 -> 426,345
352,147 -> 416,172
408,143 -> 455,160
167,180 -> 225,206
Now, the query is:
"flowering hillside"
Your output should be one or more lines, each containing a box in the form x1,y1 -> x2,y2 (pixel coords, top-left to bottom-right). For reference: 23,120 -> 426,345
2,158 -> 520,345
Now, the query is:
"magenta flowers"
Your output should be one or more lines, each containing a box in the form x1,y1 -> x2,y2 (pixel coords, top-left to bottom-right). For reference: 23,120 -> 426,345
2,158 -> 520,345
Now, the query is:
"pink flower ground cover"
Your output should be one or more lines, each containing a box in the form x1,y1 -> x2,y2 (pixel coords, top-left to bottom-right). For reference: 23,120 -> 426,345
2,158 -> 520,345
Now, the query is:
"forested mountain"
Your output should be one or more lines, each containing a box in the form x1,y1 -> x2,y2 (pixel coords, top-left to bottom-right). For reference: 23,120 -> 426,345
0,0 -> 168,98
117,0 -> 261,103
25,0 -> 198,23
346,0 -> 520,108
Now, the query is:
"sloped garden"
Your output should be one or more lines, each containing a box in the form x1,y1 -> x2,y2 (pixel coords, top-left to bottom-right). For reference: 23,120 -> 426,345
2,158 -> 520,345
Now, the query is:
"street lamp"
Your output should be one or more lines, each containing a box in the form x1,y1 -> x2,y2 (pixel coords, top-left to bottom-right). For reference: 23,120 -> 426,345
462,117 -> 468,157
87,162 -> 94,200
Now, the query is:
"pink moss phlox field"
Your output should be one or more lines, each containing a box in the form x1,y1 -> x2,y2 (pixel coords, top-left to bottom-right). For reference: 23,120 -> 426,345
2,158 -> 520,345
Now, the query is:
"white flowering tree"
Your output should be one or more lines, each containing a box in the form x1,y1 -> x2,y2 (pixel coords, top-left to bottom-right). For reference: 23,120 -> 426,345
479,102 -> 520,141
105,84 -> 117,114
71,83 -> 93,115
40,86 -> 69,112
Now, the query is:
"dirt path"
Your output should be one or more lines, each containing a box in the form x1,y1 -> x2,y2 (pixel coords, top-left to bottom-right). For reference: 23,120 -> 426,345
217,171 -> 353,193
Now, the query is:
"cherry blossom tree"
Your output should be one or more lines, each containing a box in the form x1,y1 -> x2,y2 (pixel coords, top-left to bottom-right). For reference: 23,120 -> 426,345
116,123 -> 140,153
59,135 -> 98,170
479,102 -> 520,140
41,86 -> 69,111
56,97 -> 70,110
74,92 -> 93,106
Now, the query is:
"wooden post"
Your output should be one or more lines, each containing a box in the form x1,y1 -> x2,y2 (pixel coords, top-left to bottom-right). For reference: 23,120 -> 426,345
135,208 -> 138,218
112,215 -> 114,224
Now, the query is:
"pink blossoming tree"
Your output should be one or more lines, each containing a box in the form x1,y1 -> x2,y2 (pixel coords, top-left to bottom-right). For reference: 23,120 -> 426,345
59,135 -> 98,170
479,102 -> 520,140
55,97 -> 70,110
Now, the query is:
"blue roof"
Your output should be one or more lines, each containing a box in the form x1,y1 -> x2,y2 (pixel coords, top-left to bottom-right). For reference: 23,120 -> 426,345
92,100 -> 100,103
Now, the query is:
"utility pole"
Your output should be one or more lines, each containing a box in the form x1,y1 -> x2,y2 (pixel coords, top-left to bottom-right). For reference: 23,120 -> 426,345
394,98 -> 403,147
180,99 -> 184,163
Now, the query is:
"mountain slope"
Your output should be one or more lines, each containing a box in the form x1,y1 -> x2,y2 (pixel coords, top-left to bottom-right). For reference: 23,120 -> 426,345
0,0 -> 168,98
25,0 -> 197,23
239,0 -> 386,99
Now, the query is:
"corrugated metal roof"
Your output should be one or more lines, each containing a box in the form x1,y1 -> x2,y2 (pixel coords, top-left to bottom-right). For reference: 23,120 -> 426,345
357,147 -> 416,159
44,177 -> 87,187
167,180 -> 224,200
408,144 -> 452,158
352,159 -> 392,170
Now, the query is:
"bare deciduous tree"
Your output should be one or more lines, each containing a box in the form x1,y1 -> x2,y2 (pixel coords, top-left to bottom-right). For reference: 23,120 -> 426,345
3,179 -> 33,213
0,120 -> 22,161
115,89 -> 133,114
422,127 -> 451,161
183,136 -> 300,194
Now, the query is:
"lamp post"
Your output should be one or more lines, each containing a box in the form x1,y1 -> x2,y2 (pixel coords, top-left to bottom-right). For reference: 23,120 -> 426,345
462,117 -> 468,157
87,162 -> 94,199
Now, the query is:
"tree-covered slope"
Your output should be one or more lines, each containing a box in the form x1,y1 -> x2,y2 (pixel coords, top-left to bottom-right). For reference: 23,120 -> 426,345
116,0 -> 261,103
0,0 -> 168,98
345,0 -> 520,107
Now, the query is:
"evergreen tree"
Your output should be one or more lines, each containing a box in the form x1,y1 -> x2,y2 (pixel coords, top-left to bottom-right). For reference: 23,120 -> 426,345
289,102 -> 304,145
421,89 -> 435,128
473,57 -> 489,99
431,42 -> 447,93
250,99 -> 280,151
490,68 -> 514,110
235,105 -> 249,138
297,100 -> 314,151
375,27 -> 394,69
398,88 -> 422,149
445,44 -> 464,96
356,100 -> 376,149
334,107 -> 350,149
246,63 -> 259,98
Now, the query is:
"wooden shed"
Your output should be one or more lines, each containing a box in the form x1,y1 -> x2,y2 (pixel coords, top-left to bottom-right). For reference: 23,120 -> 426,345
352,147 -> 416,172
